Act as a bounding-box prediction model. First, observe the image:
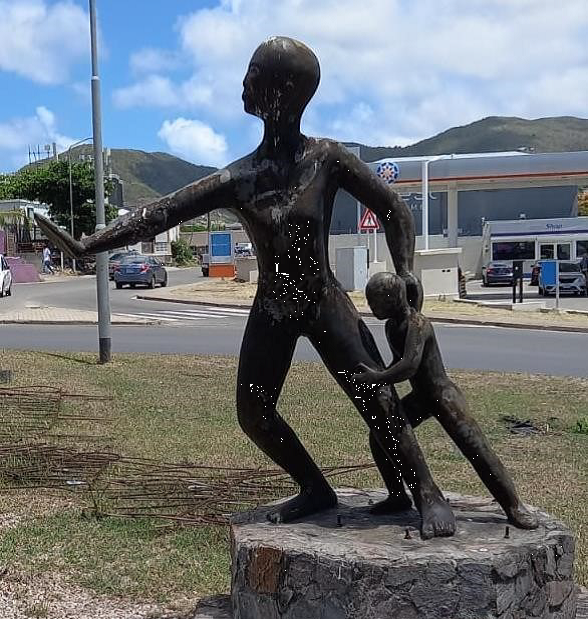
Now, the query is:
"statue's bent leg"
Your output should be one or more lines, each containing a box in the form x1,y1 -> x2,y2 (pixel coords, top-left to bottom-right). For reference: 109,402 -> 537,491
431,382 -> 538,529
237,308 -> 336,524
309,289 -> 455,538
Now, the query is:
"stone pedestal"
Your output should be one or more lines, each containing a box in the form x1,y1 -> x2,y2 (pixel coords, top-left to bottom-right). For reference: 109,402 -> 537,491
230,489 -> 577,619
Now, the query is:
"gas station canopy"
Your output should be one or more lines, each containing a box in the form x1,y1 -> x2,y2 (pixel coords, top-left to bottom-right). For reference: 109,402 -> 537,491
368,151 -> 588,192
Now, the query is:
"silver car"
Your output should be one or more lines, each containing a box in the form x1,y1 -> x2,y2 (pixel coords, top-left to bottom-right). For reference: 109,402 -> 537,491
113,255 -> 168,289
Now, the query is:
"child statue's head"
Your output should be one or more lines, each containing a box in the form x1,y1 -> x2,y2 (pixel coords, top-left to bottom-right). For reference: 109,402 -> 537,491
365,272 -> 409,320
242,37 -> 320,123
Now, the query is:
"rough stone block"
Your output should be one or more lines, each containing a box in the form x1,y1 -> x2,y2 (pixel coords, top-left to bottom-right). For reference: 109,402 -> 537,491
231,489 -> 577,619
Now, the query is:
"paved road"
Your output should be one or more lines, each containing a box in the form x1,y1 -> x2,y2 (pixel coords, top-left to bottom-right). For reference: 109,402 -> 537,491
1,320 -> 586,377
2,267 -> 208,319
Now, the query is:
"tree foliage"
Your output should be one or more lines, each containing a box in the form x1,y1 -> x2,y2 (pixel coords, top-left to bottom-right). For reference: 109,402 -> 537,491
0,160 -> 117,239
578,190 -> 588,217
171,238 -> 194,266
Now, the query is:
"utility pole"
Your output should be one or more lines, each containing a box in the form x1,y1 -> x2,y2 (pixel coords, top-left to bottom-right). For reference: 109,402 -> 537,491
89,0 -> 111,363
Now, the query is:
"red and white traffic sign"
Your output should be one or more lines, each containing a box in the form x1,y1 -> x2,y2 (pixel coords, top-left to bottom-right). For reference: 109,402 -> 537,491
359,209 -> 379,231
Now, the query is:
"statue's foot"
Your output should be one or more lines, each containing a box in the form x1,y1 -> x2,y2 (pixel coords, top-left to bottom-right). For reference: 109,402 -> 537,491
420,497 -> 456,540
369,494 -> 412,515
506,503 -> 538,530
266,486 -> 337,524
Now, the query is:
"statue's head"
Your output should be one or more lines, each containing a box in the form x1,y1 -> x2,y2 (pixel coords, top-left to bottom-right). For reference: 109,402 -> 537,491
365,272 -> 408,320
242,36 -> 320,122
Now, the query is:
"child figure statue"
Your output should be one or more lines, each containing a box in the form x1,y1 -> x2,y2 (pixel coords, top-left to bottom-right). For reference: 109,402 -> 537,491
354,272 -> 538,530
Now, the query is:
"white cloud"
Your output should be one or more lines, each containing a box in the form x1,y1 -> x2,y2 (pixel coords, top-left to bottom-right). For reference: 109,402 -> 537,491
158,118 -> 228,166
0,107 -> 76,171
117,0 -> 588,149
113,75 -> 179,109
113,74 -> 214,110
0,0 -> 88,85
130,48 -> 179,75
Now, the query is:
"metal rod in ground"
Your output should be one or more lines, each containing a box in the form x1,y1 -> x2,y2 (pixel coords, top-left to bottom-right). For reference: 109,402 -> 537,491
89,0 -> 111,363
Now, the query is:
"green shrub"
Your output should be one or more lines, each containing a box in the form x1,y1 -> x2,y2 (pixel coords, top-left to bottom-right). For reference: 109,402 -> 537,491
572,417 -> 588,435
170,239 -> 194,266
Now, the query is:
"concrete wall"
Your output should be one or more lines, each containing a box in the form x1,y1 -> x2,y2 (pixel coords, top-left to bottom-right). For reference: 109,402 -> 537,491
328,233 -> 484,277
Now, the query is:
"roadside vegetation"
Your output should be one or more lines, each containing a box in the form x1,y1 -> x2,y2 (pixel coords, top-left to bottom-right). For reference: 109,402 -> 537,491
0,351 -> 585,608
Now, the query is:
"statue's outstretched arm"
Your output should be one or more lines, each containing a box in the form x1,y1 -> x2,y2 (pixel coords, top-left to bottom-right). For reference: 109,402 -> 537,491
335,145 -> 414,276
35,169 -> 235,258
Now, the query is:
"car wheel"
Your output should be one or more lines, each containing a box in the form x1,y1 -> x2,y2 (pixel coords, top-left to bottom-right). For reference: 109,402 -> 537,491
115,282 -> 123,289
160,276 -> 168,288
148,276 -> 156,289
130,283 -> 136,289
0,286 -> 4,298
538,287 -> 544,296
6,285 -> 11,297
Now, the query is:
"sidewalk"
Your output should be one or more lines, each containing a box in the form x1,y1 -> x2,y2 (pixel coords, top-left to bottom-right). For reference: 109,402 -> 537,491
0,306 -> 153,326
136,279 -> 588,333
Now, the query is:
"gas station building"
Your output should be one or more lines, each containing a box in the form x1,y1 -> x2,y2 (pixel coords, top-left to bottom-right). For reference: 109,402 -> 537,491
330,150 -> 588,278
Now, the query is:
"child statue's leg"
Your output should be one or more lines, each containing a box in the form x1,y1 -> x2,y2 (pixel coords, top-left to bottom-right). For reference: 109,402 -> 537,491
432,381 -> 538,529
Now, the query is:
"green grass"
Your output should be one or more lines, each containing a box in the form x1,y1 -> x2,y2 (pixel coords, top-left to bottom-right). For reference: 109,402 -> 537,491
0,351 -> 586,605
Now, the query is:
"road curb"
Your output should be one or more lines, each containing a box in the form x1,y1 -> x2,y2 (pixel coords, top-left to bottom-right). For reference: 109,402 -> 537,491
135,294 -> 588,334
0,319 -> 155,326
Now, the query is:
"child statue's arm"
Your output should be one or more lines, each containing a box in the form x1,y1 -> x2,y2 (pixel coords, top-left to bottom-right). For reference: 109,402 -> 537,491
354,319 -> 426,385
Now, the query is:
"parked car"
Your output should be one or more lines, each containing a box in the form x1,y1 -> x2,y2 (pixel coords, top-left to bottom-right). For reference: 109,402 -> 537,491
235,242 -> 253,257
481,261 -> 513,286
109,250 -> 139,280
0,254 -> 12,297
113,255 -> 168,289
538,260 -> 587,296
530,262 -> 541,286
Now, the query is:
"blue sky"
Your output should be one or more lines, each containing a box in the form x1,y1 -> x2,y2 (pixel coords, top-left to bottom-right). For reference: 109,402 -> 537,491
0,0 -> 587,172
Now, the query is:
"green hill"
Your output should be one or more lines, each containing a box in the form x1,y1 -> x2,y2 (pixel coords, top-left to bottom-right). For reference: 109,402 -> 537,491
347,116 -> 588,162
63,116 -> 587,208
67,145 -> 216,207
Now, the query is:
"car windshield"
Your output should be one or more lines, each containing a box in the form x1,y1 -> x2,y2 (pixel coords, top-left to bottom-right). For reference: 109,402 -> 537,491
120,256 -> 148,264
559,262 -> 581,273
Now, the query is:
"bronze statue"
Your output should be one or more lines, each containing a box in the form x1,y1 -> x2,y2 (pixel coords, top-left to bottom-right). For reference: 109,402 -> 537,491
38,36 -> 459,538
354,272 -> 538,529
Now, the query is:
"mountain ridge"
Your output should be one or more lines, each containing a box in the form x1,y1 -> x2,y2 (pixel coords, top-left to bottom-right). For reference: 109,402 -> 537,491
66,115 -> 588,207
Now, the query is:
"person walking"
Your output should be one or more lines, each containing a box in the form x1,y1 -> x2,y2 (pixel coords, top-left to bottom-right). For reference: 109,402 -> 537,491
42,245 -> 54,275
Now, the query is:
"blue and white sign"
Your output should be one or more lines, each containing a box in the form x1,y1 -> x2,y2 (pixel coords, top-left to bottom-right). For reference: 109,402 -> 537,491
210,231 -> 233,264
376,161 -> 399,185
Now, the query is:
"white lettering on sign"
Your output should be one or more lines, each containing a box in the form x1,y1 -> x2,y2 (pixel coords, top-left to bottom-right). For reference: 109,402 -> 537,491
546,223 -> 563,230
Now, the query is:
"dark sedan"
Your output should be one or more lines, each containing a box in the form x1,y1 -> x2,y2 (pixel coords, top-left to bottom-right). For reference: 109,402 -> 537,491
113,255 -> 168,289
482,261 -> 513,286
109,250 -> 139,280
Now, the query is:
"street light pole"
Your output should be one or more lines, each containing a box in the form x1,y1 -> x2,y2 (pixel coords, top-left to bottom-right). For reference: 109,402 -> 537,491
421,155 -> 449,251
89,0 -> 111,364
67,137 -> 92,273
